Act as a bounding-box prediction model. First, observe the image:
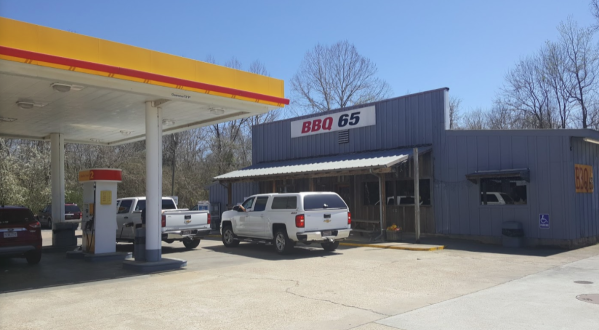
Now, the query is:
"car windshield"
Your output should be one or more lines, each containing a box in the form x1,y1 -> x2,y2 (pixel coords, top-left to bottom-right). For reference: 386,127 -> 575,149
303,194 -> 347,210
0,209 -> 36,224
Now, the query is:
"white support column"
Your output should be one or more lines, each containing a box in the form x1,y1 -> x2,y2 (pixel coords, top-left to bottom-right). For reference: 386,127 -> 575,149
145,101 -> 163,262
50,133 -> 65,227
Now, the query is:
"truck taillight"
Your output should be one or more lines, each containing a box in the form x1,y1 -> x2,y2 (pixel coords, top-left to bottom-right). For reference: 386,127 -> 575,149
161,214 -> 166,227
295,214 -> 305,228
348,212 -> 352,225
207,213 -> 211,225
28,221 -> 41,229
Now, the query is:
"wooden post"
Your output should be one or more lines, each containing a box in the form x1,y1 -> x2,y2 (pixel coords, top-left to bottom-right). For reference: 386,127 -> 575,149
414,148 -> 421,243
227,182 -> 232,210
309,177 -> 314,191
272,180 -> 276,193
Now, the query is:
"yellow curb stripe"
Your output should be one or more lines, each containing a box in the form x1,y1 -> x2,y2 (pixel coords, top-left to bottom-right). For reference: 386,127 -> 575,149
339,242 -> 444,251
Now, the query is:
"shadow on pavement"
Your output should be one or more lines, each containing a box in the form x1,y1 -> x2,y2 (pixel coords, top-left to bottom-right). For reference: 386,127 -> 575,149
407,235 -> 568,257
202,241 -> 342,261
0,243 -> 194,295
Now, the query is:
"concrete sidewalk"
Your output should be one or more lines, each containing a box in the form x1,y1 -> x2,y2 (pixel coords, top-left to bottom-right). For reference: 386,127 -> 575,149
377,254 -> 599,330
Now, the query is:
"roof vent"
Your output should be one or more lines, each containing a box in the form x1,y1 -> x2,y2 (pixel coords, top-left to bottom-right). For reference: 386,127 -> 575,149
338,130 -> 349,144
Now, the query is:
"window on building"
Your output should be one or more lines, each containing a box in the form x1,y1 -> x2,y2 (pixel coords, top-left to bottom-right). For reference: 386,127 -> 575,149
364,179 -> 431,206
480,177 -> 527,205
386,179 -> 431,205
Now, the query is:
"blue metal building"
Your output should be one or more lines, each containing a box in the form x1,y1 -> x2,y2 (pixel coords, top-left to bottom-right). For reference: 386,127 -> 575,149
211,88 -> 599,247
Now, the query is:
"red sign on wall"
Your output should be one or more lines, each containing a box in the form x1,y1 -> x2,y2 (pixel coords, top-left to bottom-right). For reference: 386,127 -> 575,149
290,106 -> 376,138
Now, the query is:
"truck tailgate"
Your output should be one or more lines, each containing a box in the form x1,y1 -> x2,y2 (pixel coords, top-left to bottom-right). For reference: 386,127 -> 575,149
163,210 -> 208,229
304,209 -> 348,231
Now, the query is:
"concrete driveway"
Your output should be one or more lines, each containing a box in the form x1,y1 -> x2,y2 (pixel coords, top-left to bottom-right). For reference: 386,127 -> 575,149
1,231 -> 598,330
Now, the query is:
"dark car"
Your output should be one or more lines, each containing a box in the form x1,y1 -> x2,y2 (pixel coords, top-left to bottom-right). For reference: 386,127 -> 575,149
37,203 -> 82,228
0,206 -> 42,264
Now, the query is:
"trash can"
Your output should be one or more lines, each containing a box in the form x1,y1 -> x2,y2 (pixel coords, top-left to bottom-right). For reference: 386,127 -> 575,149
134,227 -> 146,261
502,221 -> 524,248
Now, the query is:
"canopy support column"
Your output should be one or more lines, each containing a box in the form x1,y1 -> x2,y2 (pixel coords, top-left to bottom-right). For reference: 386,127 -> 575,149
50,133 -> 65,228
145,101 -> 163,262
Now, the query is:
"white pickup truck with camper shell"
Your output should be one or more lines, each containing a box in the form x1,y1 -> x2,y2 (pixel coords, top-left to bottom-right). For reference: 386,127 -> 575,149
220,192 -> 352,254
116,196 -> 211,249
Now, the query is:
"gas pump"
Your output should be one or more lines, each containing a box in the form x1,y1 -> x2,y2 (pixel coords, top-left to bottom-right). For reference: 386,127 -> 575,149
78,169 -> 122,254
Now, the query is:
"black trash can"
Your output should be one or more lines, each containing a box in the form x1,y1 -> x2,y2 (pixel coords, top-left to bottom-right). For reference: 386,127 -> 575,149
134,227 -> 146,261
502,221 -> 524,248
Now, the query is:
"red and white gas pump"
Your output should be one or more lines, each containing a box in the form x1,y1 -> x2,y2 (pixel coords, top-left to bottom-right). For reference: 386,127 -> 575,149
78,169 -> 122,254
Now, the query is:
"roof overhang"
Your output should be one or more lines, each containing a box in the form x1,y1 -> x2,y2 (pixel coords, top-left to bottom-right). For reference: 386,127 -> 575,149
215,147 -> 431,183
0,18 -> 289,145
466,168 -> 530,184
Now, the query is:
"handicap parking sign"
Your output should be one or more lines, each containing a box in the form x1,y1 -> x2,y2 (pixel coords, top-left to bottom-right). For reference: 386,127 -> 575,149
539,214 -> 550,229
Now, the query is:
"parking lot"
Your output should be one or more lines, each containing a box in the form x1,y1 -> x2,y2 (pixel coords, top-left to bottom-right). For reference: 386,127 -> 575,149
1,229 -> 598,330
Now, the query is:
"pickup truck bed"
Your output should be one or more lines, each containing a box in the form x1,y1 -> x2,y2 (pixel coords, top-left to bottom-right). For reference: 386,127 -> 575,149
116,197 -> 211,249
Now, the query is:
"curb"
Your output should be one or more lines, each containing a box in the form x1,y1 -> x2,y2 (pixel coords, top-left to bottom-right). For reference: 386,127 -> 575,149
339,242 -> 444,251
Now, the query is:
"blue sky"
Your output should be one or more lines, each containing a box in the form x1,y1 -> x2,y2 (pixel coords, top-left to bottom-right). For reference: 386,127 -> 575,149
0,0 -> 596,115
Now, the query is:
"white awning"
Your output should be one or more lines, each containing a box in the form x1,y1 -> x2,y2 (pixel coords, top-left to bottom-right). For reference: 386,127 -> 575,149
215,147 -> 431,181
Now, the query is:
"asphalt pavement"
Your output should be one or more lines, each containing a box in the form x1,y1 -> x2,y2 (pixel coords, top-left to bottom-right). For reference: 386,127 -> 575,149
0,229 -> 597,330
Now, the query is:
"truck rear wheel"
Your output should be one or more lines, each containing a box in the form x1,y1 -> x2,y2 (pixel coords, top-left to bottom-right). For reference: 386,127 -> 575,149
321,241 -> 339,252
274,229 -> 294,255
183,238 -> 200,249
222,226 -> 239,247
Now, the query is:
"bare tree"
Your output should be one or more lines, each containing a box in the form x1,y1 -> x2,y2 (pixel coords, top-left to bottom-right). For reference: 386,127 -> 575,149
500,53 -> 555,129
541,40 -> 573,128
462,109 -> 488,130
290,40 -> 391,114
558,18 -> 599,128
591,0 -> 599,30
449,96 -> 462,129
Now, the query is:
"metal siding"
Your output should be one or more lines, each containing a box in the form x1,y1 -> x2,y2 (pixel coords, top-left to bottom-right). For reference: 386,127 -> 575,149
457,136 -> 470,235
537,136 -> 552,240
527,136 -> 539,239
467,137 -> 480,235
572,138 -> 599,240
251,89 -> 443,164
475,136 -> 488,171
500,135 -> 512,169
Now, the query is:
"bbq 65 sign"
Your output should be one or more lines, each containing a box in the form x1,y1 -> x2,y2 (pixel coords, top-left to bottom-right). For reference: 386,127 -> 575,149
290,106 -> 376,138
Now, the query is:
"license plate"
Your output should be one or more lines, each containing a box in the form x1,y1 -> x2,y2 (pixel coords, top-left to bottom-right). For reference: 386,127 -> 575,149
3,232 -> 17,238
321,231 -> 332,237
180,230 -> 191,235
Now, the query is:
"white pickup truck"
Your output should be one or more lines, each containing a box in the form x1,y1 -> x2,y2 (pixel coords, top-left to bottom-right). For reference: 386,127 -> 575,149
220,192 -> 352,254
116,196 -> 211,249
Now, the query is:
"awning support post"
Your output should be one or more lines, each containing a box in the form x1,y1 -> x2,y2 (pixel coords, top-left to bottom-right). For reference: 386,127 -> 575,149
227,182 -> 232,210
379,174 -> 386,240
414,148 -> 421,243
309,177 -> 314,191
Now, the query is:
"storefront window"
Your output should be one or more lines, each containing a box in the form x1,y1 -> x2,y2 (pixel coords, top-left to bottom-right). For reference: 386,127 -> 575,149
480,177 -> 527,205
364,179 -> 431,205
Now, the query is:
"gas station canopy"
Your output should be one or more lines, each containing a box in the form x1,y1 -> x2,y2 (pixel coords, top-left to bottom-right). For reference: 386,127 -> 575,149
0,17 -> 289,145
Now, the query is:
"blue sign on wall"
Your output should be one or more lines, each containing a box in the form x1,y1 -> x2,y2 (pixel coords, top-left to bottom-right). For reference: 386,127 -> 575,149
539,214 -> 550,229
